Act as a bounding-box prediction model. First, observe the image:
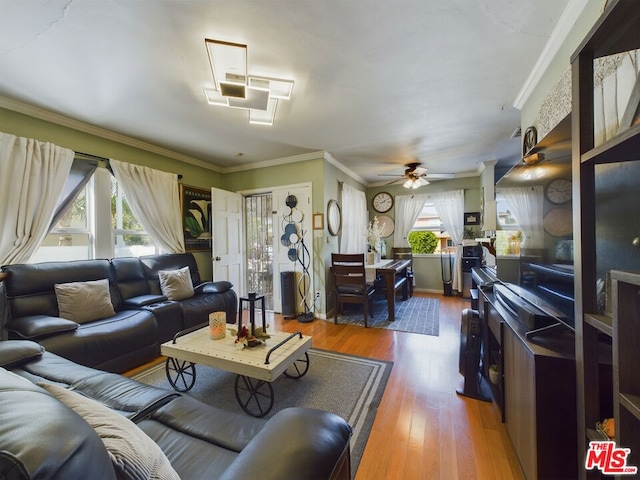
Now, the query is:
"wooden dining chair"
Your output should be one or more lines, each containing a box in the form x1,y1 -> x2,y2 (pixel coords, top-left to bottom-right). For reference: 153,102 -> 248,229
331,253 -> 376,327
392,247 -> 414,297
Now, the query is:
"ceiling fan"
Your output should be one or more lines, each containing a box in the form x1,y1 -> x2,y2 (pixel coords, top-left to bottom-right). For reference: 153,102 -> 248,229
379,162 -> 454,189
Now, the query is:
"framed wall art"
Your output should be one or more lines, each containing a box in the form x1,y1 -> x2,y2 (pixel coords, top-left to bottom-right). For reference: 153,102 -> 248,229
464,212 -> 481,226
180,184 -> 212,252
313,213 -> 324,230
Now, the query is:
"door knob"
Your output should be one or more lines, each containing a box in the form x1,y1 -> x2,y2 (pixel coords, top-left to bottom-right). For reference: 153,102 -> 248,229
214,256 -> 221,261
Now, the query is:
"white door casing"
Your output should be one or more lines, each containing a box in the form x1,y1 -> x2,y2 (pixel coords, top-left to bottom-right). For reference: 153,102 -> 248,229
211,187 -> 245,297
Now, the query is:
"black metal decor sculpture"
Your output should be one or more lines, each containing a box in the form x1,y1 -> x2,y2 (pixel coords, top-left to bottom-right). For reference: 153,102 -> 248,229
280,194 -> 314,323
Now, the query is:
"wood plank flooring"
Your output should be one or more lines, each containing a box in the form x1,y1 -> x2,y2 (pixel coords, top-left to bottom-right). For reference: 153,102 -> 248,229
271,293 -> 524,480
129,292 -> 525,479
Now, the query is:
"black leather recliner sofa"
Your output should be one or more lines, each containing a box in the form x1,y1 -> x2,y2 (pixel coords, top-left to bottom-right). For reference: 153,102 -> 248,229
0,340 -> 352,480
1,253 -> 238,373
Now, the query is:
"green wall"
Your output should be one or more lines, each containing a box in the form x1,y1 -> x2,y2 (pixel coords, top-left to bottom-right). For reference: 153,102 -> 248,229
0,106 -> 223,279
0,105 -> 482,302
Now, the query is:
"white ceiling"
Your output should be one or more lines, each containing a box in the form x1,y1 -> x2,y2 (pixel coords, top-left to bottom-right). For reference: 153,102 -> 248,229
0,0 -> 571,184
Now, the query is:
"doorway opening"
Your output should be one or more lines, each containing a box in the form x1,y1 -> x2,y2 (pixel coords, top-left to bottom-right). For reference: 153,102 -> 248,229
245,193 -> 274,309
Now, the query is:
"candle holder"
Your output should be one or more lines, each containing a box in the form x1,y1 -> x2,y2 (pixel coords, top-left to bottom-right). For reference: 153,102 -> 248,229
209,311 -> 226,340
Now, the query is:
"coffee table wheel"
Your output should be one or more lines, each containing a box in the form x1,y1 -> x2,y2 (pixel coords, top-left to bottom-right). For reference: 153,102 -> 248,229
234,375 -> 274,417
284,352 -> 310,378
165,357 -> 196,392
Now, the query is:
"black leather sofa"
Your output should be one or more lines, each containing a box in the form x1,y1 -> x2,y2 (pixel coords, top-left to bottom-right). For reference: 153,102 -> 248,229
1,253 -> 238,373
0,340 -> 352,479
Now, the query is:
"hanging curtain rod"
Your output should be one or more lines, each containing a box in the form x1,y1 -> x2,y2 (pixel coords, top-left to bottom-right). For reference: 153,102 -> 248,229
74,151 -> 182,179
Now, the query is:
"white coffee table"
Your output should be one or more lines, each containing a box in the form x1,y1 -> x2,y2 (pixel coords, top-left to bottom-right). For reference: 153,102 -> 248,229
161,324 -> 312,417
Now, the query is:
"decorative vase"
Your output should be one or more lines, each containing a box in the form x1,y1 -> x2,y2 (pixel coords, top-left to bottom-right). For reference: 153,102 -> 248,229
209,311 -> 226,340
367,252 -> 375,265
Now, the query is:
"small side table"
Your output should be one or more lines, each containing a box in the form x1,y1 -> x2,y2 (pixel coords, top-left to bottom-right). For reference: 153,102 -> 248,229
238,293 -> 266,336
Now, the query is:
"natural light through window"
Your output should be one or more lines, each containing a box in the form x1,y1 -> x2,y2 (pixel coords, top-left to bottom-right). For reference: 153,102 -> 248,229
31,167 -> 160,263
411,202 -> 451,253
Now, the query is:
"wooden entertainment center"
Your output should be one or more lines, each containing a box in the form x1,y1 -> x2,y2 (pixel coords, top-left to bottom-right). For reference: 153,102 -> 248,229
475,273 -> 577,480
571,1 -> 640,478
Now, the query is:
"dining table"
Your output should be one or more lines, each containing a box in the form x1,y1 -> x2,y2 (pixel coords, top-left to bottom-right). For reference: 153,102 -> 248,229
365,258 -> 411,322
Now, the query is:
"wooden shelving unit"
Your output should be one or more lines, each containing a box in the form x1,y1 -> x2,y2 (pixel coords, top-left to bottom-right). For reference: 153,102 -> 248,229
572,1 -> 640,478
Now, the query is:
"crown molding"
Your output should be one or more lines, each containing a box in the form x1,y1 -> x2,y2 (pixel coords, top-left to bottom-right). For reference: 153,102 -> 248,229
323,152 -> 368,186
513,0 -> 589,109
222,151 -> 324,173
0,95 -> 221,172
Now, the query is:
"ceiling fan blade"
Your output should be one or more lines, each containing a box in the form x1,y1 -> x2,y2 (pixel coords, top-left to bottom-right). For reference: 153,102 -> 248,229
413,166 -> 427,175
385,178 -> 403,186
378,174 -> 403,177
425,173 -> 455,179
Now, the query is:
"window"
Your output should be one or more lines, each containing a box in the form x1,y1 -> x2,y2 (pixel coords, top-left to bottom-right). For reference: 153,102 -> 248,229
30,182 -> 93,263
410,202 -> 450,253
495,194 -> 523,255
31,167 -> 160,262
110,175 -> 159,258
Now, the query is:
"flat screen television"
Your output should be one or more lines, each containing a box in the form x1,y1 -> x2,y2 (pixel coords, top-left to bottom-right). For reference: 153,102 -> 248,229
494,115 -> 574,336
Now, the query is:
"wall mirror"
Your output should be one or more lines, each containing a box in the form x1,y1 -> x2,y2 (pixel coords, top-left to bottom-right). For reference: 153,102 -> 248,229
327,200 -> 341,236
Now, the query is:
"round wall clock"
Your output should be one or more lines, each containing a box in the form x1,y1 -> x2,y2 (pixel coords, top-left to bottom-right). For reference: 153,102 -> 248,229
522,126 -> 537,156
545,178 -> 572,205
372,192 -> 393,213
376,215 -> 395,238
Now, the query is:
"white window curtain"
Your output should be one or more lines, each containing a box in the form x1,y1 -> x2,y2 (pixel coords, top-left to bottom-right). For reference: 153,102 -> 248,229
393,193 -> 429,247
0,133 -> 74,265
430,189 -> 465,292
110,159 -> 185,253
340,183 -> 367,254
498,186 -> 544,249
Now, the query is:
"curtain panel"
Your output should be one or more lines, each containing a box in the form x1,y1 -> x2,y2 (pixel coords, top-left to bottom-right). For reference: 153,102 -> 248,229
429,189 -> 465,292
340,183 -> 367,254
0,132 -> 74,265
497,186 -> 544,249
110,159 -> 185,253
393,193 -> 428,248
49,157 -> 99,228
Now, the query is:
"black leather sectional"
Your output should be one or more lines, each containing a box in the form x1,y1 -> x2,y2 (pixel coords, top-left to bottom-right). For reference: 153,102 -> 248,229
1,253 -> 237,373
0,340 -> 352,479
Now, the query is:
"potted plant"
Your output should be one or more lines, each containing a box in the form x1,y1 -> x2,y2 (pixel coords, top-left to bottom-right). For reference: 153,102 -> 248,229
489,364 -> 500,385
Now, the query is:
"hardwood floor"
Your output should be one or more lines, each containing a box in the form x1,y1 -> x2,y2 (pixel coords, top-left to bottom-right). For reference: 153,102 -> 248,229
129,293 -> 525,479
271,293 -> 525,480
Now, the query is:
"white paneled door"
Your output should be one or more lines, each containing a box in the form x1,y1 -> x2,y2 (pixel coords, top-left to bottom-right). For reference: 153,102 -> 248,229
211,187 -> 245,297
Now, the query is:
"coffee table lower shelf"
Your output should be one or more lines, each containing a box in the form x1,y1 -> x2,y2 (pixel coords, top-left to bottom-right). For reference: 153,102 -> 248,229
161,326 -> 312,417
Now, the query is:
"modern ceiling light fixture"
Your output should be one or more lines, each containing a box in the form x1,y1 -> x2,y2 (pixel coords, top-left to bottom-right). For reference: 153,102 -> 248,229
204,38 -> 294,125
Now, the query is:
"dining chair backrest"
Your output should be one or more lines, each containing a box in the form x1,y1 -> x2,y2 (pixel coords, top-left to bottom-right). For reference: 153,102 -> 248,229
392,247 -> 412,261
331,253 -> 366,267
330,252 -> 376,326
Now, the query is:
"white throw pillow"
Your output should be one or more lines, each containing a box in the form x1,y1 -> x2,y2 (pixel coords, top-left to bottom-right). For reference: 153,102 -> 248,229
158,266 -> 194,301
54,278 -> 116,323
38,382 -> 180,480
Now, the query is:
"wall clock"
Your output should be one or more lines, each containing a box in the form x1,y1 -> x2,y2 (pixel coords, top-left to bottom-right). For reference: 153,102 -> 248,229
372,192 -> 393,213
522,126 -> 537,156
545,178 -> 572,205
